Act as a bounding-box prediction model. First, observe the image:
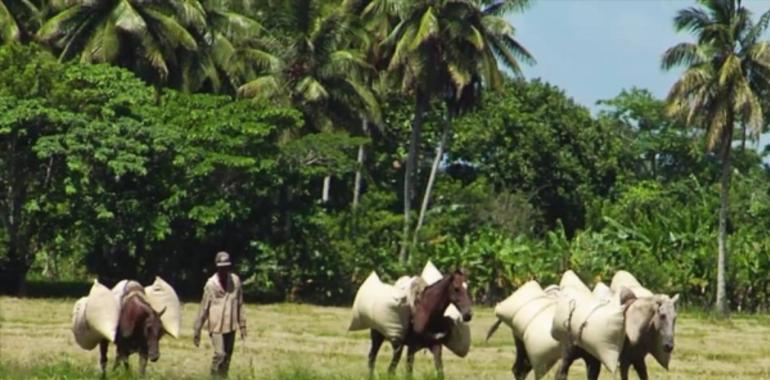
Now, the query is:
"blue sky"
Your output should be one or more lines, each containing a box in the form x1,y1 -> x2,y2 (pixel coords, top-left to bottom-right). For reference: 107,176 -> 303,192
506,0 -> 770,111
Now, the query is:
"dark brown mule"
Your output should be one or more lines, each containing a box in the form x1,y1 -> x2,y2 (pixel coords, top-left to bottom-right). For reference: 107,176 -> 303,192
99,284 -> 166,378
368,270 -> 472,379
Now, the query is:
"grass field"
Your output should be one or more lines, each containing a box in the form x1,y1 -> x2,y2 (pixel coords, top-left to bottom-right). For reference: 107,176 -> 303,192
2,297 -> 770,379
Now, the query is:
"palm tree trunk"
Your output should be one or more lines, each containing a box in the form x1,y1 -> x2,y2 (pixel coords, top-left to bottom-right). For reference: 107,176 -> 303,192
353,120 -> 368,209
413,114 -> 451,246
741,123 -> 746,151
399,93 -> 427,264
322,176 -> 331,203
716,123 -> 733,316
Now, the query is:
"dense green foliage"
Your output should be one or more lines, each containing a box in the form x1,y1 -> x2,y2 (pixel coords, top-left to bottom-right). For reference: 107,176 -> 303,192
2,1 -> 770,314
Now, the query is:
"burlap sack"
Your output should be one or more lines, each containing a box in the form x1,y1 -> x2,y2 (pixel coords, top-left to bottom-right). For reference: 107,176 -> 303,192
112,279 -> 128,303
145,276 -> 182,338
592,282 -> 614,302
72,297 -> 102,350
522,303 -> 562,380
349,271 -> 410,342
72,280 -> 119,348
86,280 -> 119,343
495,281 -> 545,336
610,270 -> 654,298
551,287 -> 625,372
420,261 -> 471,357
420,260 -> 443,285
559,270 -> 591,296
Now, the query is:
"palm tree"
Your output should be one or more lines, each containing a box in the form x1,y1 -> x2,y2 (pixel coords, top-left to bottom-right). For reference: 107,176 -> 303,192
174,0 -> 268,94
1,0 -> 42,43
238,0 -> 381,202
412,0 -> 534,247
37,0 -> 199,97
662,0 -> 770,315
371,0 -> 533,263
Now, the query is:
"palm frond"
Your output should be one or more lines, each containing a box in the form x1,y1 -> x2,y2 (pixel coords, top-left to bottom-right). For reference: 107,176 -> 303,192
661,42 -> 702,70
718,53 -> 741,86
143,8 -> 198,51
296,76 -> 329,102
674,6 -> 713,34
238,75 -> 284,101
410,6 -> 438,50
0,1 -> 21,42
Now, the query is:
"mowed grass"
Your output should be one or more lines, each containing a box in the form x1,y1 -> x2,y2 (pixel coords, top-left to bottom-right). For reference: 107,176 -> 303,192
2,297 -> 770,379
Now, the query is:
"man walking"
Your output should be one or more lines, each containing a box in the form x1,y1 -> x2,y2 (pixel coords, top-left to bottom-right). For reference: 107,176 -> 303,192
193,251 -> 247,378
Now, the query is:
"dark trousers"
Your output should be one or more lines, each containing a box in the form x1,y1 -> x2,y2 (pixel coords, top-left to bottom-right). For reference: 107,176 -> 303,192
210,332 -> 235,378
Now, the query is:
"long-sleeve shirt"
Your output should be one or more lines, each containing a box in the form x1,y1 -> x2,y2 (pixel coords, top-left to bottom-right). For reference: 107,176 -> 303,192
193,273 -> 246,335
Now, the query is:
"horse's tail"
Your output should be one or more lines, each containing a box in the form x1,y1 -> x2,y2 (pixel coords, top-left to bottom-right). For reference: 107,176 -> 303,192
485,318 -> 503,342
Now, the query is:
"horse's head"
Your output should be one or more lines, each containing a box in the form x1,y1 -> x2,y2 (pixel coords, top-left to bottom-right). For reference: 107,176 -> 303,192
145,306 -> 166,362
652,294 -> 679,353
448,270 -> 473,322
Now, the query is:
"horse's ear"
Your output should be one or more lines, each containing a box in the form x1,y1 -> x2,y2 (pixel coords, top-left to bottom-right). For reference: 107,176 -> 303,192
619,287 -> 637,305
671,294 -> 680,303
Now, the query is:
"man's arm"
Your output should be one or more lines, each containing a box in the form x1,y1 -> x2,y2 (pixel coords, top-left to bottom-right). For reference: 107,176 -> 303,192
193,286 -> 211,346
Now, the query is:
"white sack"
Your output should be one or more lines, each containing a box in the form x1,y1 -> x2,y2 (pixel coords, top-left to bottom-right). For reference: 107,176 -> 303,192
443,305 -> 472,357
512,295 -> 554,338
349,271 -> 410,342
592,282 -> 614,302
522,303 -> 562,380
420,261 -> 471,357
559,270 -> 591,296
551,287 -> 625,372
84,280 -> 120,344
72,297 -> 102,350
494,281 -> 544,335
145,276 -> 182,338
112,279 -> 128,304
420,260 -> 443,285
610,270 -> 654,298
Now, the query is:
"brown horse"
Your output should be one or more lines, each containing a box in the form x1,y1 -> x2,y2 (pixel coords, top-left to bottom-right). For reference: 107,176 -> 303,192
368,270 -> 472,379
99,284 -> 166,378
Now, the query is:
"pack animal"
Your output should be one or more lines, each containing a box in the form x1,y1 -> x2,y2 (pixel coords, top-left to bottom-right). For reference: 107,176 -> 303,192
554,289 -> 679,380
367,270 -> 472,379
99,282 -> 166,378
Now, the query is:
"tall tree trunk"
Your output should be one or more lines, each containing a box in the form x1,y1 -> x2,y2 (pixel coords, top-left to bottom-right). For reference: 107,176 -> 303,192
716,123 -> 733,316
413,114 -> 451,246
399,94 -> 427,264
353,120 -> 368,209
1,127 -> 29,295
322,176 -> 331,203
741,123 -> 746,151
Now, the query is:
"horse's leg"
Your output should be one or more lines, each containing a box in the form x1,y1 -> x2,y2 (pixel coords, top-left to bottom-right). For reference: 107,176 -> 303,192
406,343 -> 417,379
138,350 -> 148,378
368,329 -> 385,379
99,340 -> 109,378
113,346 -> 129,372
583,352 -> 602,380
619,358 -> 631,380
430,343 -> 444,380
632,358 -> 649,380
387,341 -> 404,375
554,344 -> 578,380
512,336 -> 532,380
